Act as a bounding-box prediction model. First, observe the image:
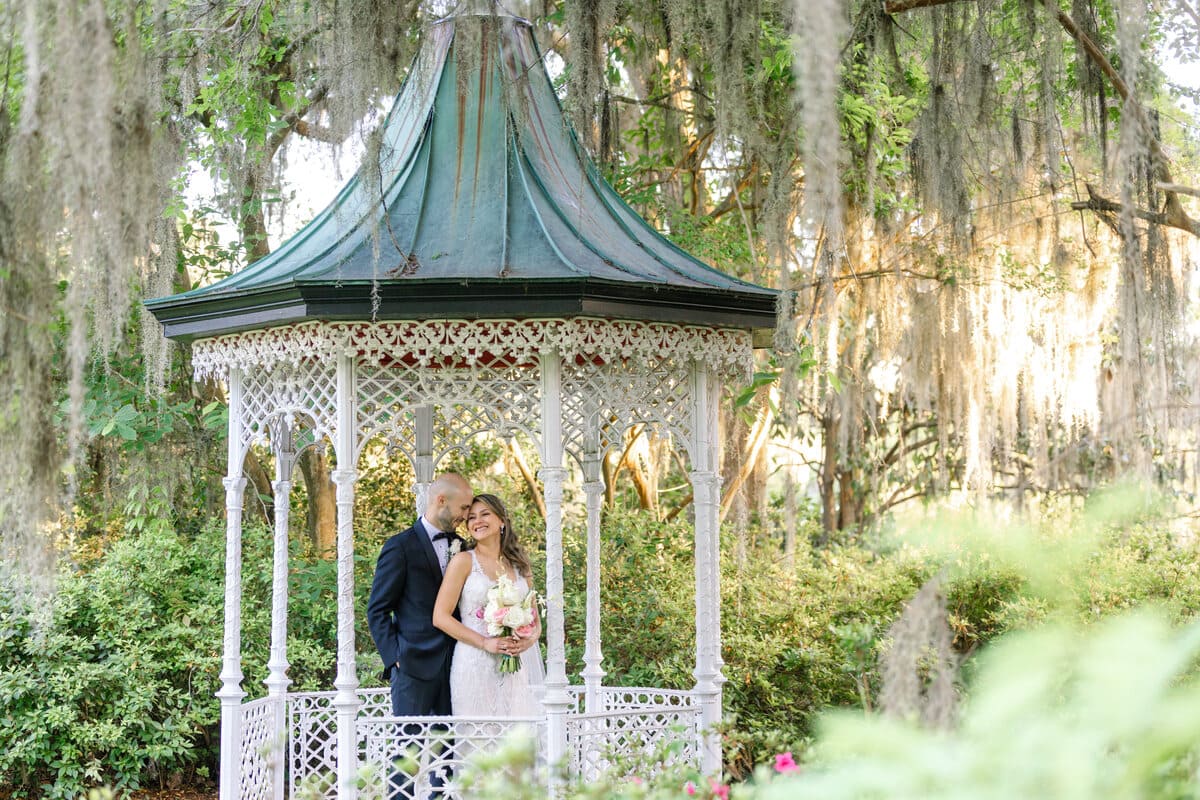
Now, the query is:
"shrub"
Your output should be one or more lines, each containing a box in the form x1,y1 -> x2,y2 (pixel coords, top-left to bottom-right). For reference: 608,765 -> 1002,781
0,524 -> 225,798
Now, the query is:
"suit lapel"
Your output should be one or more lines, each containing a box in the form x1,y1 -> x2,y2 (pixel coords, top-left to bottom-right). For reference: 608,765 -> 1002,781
412,518 -> 442,577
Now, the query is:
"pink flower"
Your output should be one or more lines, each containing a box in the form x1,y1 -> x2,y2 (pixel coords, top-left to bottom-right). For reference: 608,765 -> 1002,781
515,622 -> 536,638
629,776 -> 644,786
709,779 -> 729,800
474,608 -> 485,619
491,606 -> 510,621
683,780 -> 697,796
774,751 -> 799,774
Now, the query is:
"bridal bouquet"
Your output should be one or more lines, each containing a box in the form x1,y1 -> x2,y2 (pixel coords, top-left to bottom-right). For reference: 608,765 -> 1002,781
482,573 -> 538,673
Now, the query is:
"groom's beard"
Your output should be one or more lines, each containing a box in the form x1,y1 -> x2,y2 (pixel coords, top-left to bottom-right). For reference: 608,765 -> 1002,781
432,508 -> 457,533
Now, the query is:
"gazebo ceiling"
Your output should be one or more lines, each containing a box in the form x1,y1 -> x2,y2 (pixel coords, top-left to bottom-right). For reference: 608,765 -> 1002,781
146,6 -> 777,344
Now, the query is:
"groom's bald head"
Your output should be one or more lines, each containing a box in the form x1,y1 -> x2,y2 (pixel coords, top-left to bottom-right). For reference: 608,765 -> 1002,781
427,473 -> 473,531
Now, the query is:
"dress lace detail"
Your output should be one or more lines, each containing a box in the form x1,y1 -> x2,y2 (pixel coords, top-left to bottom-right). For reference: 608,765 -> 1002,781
449,551 -> 539,718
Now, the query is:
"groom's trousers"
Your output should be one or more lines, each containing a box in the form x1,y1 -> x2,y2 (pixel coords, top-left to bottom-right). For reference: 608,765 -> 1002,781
388,669 -> 454,800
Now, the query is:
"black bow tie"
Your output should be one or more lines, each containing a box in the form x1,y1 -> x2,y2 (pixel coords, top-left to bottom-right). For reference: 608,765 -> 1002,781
432,530 -> 456,542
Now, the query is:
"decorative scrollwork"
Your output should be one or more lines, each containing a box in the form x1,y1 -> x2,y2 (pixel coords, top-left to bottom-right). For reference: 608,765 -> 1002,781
356,353 -> 541,463
192,319 -> 752,382
195,318 -> 750,468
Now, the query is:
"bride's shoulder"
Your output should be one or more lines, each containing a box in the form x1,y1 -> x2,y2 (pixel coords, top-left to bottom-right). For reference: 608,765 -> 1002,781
446,550 -> 474,573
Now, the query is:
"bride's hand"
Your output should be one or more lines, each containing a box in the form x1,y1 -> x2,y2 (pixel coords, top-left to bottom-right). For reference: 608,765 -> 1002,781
481,636 -> 503,654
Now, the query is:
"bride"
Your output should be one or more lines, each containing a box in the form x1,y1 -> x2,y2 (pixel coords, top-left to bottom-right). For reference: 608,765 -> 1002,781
433,493 -> 544,722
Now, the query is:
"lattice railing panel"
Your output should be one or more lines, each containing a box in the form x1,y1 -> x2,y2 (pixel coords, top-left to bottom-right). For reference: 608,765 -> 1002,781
358,687 -> 393,718
240,697 -> 278,800
566,706 -> 700,783
285,688 -> 691,796
600,687 -> 696,712
358,716 -> 545,800
289,692 -> 338,799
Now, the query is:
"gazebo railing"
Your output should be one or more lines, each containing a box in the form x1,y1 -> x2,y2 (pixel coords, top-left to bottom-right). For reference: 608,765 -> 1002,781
358,715 -> 546,800
272,686 -> 698,798
240,696 -> 278,800
568,689 -> 699,782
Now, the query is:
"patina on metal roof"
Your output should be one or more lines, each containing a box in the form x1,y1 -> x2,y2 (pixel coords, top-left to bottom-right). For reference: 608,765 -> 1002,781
146,3 -> 778,343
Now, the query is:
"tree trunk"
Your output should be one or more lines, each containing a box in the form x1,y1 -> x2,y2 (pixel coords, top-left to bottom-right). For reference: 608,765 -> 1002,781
298,447 -> 336,556
504,438 -> 546,519
819,404 -> 838,541
719,394 -> 773,523
242,449 -> 274,527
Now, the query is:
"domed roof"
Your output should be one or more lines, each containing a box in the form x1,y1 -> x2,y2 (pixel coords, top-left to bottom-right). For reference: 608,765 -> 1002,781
147,6 -> 777,343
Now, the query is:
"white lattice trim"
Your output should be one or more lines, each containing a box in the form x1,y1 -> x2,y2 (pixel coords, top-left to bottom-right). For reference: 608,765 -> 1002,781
567,706 -> 701,782
191,319 -> 752,381
600,687 -> 697,711
240,696 -> 277,800
284,688 -> 696,796
358,715 -> 546,800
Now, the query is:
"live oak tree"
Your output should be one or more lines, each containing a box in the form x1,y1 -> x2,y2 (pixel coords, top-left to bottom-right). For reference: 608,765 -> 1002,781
2,0 -> 1198,579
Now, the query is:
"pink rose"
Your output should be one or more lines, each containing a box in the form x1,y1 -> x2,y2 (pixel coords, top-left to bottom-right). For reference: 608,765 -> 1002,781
491,607 -> 510,621
474,608 -> 484,619
515,623 -> 536,638
709,780 -> 729,800
683,780 -> 697,796
774,752 -> 799,774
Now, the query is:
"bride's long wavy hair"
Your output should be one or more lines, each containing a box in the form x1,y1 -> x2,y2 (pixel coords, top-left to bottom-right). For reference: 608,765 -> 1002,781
471,493 -> 532,578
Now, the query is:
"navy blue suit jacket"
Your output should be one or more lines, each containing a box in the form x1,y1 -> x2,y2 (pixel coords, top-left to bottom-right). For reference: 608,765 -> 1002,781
367,520 -> 460,683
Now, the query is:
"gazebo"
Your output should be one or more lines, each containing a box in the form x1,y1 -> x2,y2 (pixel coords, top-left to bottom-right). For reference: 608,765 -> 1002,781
147,4 -> 776,799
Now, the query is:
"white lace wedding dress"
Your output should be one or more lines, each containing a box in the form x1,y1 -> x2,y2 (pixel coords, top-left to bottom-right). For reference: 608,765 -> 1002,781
449,550 -> 544,720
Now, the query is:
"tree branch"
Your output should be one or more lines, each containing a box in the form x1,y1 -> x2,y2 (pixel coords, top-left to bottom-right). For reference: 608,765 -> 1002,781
1070,183 -> 1200,236
1157,182 -> 1200,199
706,160 -> 759,221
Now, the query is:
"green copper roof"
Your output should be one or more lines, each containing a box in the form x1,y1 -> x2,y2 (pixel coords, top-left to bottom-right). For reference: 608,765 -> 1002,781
147,8 -> 777,342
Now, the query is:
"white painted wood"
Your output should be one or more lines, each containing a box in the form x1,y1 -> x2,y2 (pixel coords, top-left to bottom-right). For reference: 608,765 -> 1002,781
413,406 -> 434,516
218,367 -> 247,800
190,320 -> 756,793
581,455 -> 606,713
332,353 -> 361,800
266,426 -> 295,800
539,352 -> 571,778
690,362 -> 724,774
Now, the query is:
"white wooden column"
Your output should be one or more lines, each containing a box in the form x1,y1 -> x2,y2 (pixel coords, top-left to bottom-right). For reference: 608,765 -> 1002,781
690,362 -> 723,774
413,406 -> 435,517
538,352 -> 571,774
266,425 -> 295,800
581,454 -> 606,713
218,367 -> 247,800
332,352 -> 361,800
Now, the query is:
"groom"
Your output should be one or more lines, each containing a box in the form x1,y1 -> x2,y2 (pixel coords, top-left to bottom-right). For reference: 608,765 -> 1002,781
367,472 -> 472,795
368,472 -> 472,714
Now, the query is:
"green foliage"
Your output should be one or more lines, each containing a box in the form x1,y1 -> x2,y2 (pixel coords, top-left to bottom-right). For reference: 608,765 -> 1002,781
560,506 -> 1021,775
763,610 -> 1200,799
0,513 -> 398,797
454,609 -> 1200,800
0,526 -> 225,798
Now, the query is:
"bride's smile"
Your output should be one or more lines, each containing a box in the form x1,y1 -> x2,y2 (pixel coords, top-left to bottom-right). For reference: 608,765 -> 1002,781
467,504 -> 501,543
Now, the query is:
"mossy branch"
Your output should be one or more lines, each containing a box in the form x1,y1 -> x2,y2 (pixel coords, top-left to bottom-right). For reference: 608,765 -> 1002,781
884,0 -> 1200,238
